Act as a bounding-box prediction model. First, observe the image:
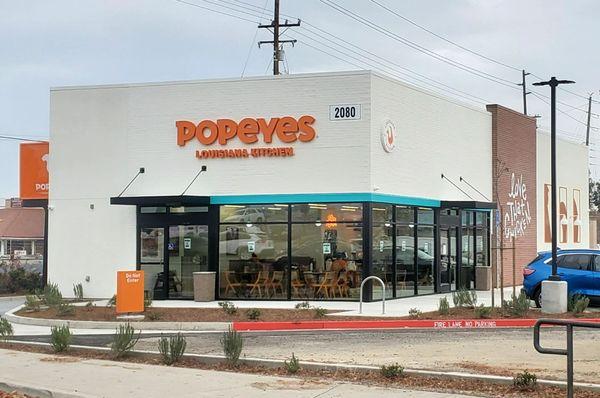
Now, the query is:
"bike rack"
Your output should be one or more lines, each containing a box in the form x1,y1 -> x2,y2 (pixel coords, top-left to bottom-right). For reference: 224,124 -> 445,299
359,276 -> 385,315
533,318 -> 600,398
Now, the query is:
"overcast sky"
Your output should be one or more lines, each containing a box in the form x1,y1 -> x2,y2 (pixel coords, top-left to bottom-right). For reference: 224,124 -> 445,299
1,0 -> 599,199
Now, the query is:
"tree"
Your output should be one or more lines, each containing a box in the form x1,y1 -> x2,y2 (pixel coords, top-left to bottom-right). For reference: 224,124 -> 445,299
589,178 -> 600,211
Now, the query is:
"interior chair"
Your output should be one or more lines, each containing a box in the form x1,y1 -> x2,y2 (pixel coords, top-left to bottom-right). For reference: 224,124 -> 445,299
223,271 -> 243,297
315,271 -> 336,299
248,270 -> 269,298
267,270 -> 285,296
290,270 -> 305,297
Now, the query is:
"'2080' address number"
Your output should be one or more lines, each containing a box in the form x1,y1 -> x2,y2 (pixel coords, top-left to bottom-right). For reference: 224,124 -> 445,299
329,104 -> 362,121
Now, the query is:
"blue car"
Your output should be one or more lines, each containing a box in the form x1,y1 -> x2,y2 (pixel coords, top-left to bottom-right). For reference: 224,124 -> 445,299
522,249 -> 600,307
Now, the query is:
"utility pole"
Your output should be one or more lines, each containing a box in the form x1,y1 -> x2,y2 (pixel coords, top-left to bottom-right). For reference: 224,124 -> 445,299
258,0 -> 300,75
533,76 -> 575,313
586,93 -> 593,146
517,70 -> 531,115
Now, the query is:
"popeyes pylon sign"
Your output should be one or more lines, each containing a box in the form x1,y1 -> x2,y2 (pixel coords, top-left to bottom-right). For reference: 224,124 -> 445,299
176,115 -> 316,159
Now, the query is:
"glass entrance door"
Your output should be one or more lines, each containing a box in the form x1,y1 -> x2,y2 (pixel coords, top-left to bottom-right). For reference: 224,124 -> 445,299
439,227 -> 457,292
167,225 -> 209,299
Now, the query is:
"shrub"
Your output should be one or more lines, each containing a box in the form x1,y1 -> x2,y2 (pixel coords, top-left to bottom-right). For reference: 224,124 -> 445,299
146,311 -> 161,321
24,295 -> 41,312
6,268 -> 41,293
380,363 -> 404,379
107,295 -> 117,308
42,283 -> 63,307
284,353 -> 300,374
0,317 -> 13,341
246,308 -> 261,320
474,304 -> 492,319
503,292 -> 530,317
313,307 -> 327,318
84,301 -> 95,311
50,325 -> 72,352
294,301 -> 311,310
452,289 -> 477,308
408,308 -> 422,319
144,295 -> 152,309
158,333 -> 187,365
110,323 -> 140,359
513,370 -> 537,391
438,297 -> 450,315
72,283 -> 84,300
56,302 -> 75,316
218,301 -> 237,315
221,326 -> 243,366
569,294 -> 590,316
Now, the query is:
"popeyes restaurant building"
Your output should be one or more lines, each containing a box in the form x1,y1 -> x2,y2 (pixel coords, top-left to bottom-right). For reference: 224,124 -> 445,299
46,71 -> 589,301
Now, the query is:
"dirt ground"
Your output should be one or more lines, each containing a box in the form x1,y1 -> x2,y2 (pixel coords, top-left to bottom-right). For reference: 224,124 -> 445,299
15,305 -> 600,322
135,328 -> 600,384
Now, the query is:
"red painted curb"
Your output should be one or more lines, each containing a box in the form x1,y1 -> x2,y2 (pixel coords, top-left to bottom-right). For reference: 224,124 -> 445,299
232,318 -> 600,331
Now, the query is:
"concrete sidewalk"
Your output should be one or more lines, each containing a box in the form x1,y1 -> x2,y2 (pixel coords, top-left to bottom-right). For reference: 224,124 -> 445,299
0,349 -> 472,398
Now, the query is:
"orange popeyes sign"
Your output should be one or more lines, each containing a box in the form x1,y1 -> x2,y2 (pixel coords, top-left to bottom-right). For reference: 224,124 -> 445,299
19,142 -> 49,200
116,271 -> 145,314
176,116 -> 316,159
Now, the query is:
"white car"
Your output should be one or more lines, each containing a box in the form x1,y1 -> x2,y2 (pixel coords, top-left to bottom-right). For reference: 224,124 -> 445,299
219,228 -> 274,256
223,208 -> 266,223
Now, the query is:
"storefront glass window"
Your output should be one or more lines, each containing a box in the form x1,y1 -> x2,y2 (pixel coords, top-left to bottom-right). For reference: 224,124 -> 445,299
417,226 -> 435,294
417,208 -> 434,224
292,203 -> 363,223
372,224 -> 394,299
170,206 -> 208,213
396,206 -> 414,224
220,204 -> 288,223
476,212 -> 489,267
219,224 -> 288,299
395,225 -> 415,297
372,204 -> 393,224
290,223 -> 363,300
140,228 -> 164,300
140,207 -> 166,213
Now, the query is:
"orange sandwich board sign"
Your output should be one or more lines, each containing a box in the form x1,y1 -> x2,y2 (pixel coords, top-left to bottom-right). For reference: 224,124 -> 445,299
116,271 -> 145,314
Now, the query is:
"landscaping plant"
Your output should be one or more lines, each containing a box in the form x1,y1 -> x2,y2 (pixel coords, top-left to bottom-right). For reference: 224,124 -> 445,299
569,294 -> 590,316
313,307 -> 327,318
23,295 -> 41,312
503,292 -> 530,317
474,304 -> 492,319
110,323 -> 140,359
50,325 -> 72,352
221,326 -> 243,366
57,301 -> 75,316
513,370 -> 537,391
218,301 -> 237,315
408,308 -> 422,319
5,268 -> 41,293
42,283 -> 63,306
73,283 -> 84,300
452,289 -> 477,308
438,297 -> 450,315
158,333 -> 187,365
245,308 -> 261,320
144,295 -> 153,309
84,301 -> 95,311
284,353 -> 300,374
0,317 -> 13,341
294,301 -> 311,310
146,311 -> 161,321
380,363 -> 404,379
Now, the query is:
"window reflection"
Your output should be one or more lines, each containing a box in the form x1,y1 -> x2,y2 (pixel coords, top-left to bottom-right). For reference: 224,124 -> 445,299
395,225 -> 415,297
417,226 -> 435,294
291,223 -> 363,300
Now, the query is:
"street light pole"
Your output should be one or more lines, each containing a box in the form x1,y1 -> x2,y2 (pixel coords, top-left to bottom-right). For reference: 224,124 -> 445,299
533,76 -> 575,312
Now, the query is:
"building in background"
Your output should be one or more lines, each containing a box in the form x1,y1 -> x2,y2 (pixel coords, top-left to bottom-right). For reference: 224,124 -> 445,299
0,198 -> 45,273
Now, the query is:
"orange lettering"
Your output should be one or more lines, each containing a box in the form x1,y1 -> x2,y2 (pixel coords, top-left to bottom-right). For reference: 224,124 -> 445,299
216,119 -> 237,145
257,118 -> 279,143
176,121 -> 196,146
238,118 -> 259,144
297,115 -> 316,142
276,116 -> 298,143
196,120 -> 218,145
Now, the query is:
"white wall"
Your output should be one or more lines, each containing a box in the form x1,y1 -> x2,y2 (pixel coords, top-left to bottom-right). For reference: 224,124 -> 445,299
536,131 -> 589,250
370,74 -> 493,202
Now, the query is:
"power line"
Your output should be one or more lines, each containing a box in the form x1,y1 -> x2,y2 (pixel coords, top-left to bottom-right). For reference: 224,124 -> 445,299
240,0 -> 270,77
319,0 -> 521,90
0,134 -> 48,142
172,0 -> 260,23
368,0 -> 522,72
